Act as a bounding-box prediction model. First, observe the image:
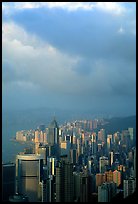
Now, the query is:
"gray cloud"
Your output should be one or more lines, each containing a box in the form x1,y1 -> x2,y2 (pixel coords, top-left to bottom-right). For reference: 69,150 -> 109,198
2,3 -> 136,116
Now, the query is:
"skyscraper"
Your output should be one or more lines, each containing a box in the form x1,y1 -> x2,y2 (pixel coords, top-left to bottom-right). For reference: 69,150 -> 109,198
113,170 -> 121,187
107,135 -> 112,150
2,163 -> 16,201
128,128 -> 134,142
16,154 -> 44,202
109,151 -> 114,167
56,158 -> 73,202
123,177 -> 136,198
99,156 -> 109,173
47,156 -> 56,176
96,173 -> 106,190
47,118 -> 59,145
98,182 -> 117,202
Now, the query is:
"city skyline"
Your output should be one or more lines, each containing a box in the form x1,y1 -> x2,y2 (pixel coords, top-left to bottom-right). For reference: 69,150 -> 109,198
2,116 -> 136,201
2,2 -> 136,116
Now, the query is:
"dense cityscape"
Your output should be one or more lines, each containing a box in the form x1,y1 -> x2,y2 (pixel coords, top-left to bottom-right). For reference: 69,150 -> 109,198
2,2 -> 136,203
2,117 -> 136,202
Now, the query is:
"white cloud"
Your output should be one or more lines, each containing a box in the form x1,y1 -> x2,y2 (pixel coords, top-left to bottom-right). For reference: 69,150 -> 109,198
2,2 -> 126,14
2,22 -> 82,94
2,2 -> 94,12
95,2 -> 125,15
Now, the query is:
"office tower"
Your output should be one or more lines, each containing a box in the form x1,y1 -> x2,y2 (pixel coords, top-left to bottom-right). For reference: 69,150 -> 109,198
98,182 -> 117,202
113,132 -> 120,144
9,193 -> 29,202
93,120 -> 97,129
109,151 -> 114,167
107,134 -> 112,150
123,177 -> 136,198
47,118 -> 59,145
88,158 -> 92,174
56,162 -> 64,202
134,148 -> 136,178
105,170 -> 113,182
113,152 -> 120,163
77,138 -> 81,158
113,170 -> 121,187
38,145 -> 47,165
99,156 -> 109,173
91,133 -> 97,155
40,180 -> 47,202
70,148 -> 77,164
73,172 -> 81,202
56,159 -> 73,202
16,154 -> 44,202
73,135 -> 77,145
65,135 -> 72,144
98,129 -> 106,143
89,120 -> 93,130
80,174 -> 88,202
96,173 -> 106,189
40,131 -> 44,143
59,128 -> 62,136
81,131 -> 85,145
43,132 -> 47,144
121,130 -> 130,142
60,141 -> 70,156
132,147 -> 136,178
47,156 -> 56,176
97,143 -> 102,152
35,129 -> 40,143
2,163 -> 16,201
35,142 -> 40,154
39,174 -> 56,202
64,161 -> 74,202
128,128 -> 134,142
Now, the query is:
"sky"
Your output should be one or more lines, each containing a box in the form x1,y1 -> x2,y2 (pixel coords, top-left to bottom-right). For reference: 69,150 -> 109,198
2,2 -> 136,116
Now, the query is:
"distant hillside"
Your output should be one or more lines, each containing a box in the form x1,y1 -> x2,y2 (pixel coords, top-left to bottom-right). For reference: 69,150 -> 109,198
100,115 -> 136,135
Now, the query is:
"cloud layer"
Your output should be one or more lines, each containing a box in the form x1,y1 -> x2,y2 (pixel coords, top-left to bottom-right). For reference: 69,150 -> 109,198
2,2 -> 136,116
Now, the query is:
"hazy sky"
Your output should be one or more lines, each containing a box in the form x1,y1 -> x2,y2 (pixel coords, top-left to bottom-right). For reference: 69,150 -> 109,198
2,2 -> 136,116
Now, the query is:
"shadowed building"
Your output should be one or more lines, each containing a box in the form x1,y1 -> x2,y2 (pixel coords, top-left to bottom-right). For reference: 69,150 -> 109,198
56,156 -> 73,202
2,163 -> 16,201
47,118 -> 59,145
16,154 -> 44,202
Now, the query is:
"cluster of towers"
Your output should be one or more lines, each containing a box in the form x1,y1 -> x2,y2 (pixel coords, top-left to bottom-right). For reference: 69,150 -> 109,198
2,118 -> 136,202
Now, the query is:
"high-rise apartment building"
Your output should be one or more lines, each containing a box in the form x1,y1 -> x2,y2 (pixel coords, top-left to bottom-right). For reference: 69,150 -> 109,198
98,182 -> 117,202
96,173 -> 106,189
113,170 -> 121,187
99,156 -> 109,173
105,170 -> 113,182
123,177 -> 136,198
